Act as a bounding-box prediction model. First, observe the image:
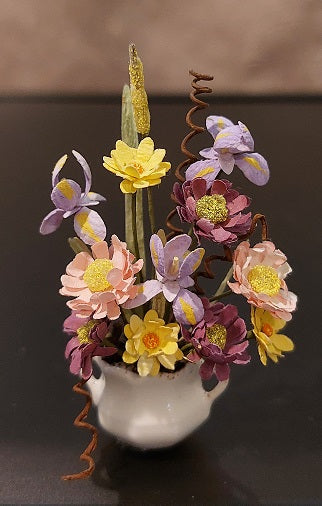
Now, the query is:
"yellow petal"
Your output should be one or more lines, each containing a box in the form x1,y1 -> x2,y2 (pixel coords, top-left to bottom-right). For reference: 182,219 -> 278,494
137,355 -> 154,376
124,324 -> 133,339
258,344 -> 267,365
122,351 -> 138,364
162,341 -> 178,355
136,137 -> 154,163
120,179 -> 136,193
150,359 -> 160,376
125,340 -> 136,355
133,180 -> 151,188
175,349 -> 184,360
267,351 -> 279,363
270,333 -> 294,352
144,149 -> 166,170
144,309 -> 161,323
114,140 -> 136,164
158,353 -> 176,370
130,314 -> 143,333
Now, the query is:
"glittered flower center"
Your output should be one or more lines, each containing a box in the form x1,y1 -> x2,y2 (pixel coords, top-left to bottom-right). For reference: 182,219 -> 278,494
261,323 -> 273,337
247,265 -> 280,296
195,195 -> 228,224
206,323 -> 227,349
83,259 -> 114,293
77,320 -> 97,344
142,332 -> 160,350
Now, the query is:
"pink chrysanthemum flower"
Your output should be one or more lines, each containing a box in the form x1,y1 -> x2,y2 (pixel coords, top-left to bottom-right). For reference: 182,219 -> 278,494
173,178 -> 251,245
60,235 -> 143,320
228,240 -> 297,321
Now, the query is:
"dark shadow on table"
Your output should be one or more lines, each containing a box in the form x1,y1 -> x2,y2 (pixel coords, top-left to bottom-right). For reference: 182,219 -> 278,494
92,435 -> 259,506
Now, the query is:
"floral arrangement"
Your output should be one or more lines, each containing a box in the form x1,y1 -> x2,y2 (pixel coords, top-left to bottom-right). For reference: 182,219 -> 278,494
40,45 -> 297,480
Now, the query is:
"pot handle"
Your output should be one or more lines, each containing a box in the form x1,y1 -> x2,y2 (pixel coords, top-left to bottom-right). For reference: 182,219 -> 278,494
204,379 -> 229,407
86,369 -> 105,406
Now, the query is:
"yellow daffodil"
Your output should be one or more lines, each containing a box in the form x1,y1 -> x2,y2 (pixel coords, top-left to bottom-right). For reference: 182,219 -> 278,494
251,307 -> 294,365
103,137 -> 171,194
122,310 -> 183,376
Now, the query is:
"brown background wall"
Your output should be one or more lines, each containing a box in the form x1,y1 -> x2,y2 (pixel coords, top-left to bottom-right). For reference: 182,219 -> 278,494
1,0 -> 321,95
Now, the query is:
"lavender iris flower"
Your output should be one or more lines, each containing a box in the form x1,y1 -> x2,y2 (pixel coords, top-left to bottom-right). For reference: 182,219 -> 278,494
124,234 -> 205,326
186,115 -> 270,187
40,150 -> 106,245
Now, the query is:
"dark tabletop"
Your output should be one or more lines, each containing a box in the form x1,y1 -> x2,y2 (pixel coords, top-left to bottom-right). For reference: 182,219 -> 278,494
1,95 -> 321,505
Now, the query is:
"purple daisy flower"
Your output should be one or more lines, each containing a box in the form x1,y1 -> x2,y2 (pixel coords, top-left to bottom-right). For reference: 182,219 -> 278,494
65,320 -> 117,380
174,178 -> 251,245
185,115 -> 269,187
181,299 -> 250,381
40,150 -> 106,245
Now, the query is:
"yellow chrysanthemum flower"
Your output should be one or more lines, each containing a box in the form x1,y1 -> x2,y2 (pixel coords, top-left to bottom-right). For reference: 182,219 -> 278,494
122,309 -> 183,376
251,307 -> 294,365
102,137 -> 171,194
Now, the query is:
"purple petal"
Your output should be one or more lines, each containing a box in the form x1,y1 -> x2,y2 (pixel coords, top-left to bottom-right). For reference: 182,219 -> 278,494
65,337 -> 80,359
179,248 -> 205,278
211,226 -> 232,243
51,179 -> 82,211
217,153 -> 235,174
226,194 -> 250,215
52,154 -> 68,187
206,115 -> 234,139
81,354 -> 93,380
199,360 -> 215,380
163,280 -> 180,302
72,150 -> 92,196
173,289 -> 204,326
150,234 -> 165,275
199,147 -> 216,159
191,178 -> 207,200
173,182 -> 185,205
215,363 -> 230,381
164,234 -> 191,268
185,160 -> 220,189
39,208 -> 65,235
214,124 -> 254,153
122,280 -> 162,308
74,207 -> 106,245
235,153 -> 270,186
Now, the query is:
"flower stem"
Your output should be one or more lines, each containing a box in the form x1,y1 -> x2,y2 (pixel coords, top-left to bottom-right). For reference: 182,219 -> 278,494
210,289 -> 232,302
147,187 -> 156,234
131,192 -> 143,284
136,189 -> 146,280
180,343 -> 194,354
215,265 -> 233,297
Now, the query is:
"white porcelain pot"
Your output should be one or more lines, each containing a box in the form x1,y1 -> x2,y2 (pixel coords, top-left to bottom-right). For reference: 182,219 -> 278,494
87,357 -> 228,450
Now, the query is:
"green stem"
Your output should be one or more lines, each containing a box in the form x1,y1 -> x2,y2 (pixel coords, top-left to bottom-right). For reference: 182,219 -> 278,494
180,343 -> 194,354
147,187 -> 156,234
215,265 -> 233,297
131,193 -> 142,283
136,189 -> 146,280
210,289 -> 232,302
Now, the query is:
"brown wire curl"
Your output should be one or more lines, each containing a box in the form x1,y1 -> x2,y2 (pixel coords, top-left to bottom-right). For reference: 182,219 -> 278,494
166,70 -> 213,239
61,380 -> 98,481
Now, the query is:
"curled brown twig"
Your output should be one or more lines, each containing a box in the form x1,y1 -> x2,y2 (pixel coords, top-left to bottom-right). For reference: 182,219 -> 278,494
166,70 -> 213,239
241,213 -> 268,242
61,380 -> 98,481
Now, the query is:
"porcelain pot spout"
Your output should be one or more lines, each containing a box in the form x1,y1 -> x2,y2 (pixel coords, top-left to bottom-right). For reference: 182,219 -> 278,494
87,357 -> 228,450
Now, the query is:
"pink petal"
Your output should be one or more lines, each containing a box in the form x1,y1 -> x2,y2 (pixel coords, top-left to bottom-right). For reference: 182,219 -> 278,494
91,241 -> 110,259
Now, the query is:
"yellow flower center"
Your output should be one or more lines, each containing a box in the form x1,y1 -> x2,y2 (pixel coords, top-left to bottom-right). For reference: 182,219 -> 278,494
142,332 -> 160,350
206,323 -> 227,349
83,259 -> 114,293
261,323 -> 273,337
247,265 -> 281,296
133,162 -> 145,174
77,320 -> 97,344
195,195 -> 228,224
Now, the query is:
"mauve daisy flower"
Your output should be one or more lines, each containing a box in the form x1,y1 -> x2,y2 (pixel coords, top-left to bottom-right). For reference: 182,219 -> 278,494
181,299 -> 250,381
228,241 -> 297,321
174,178 -> 251,245
65,320 -> 117,380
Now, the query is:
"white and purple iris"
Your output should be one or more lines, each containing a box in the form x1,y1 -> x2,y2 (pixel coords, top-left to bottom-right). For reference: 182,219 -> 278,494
124,234 -> 205,326
40,150 -> 106,245
186,115 -> 270,187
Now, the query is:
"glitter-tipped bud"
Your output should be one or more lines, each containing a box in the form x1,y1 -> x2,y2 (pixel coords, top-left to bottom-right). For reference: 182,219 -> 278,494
129,43 -> 150,136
